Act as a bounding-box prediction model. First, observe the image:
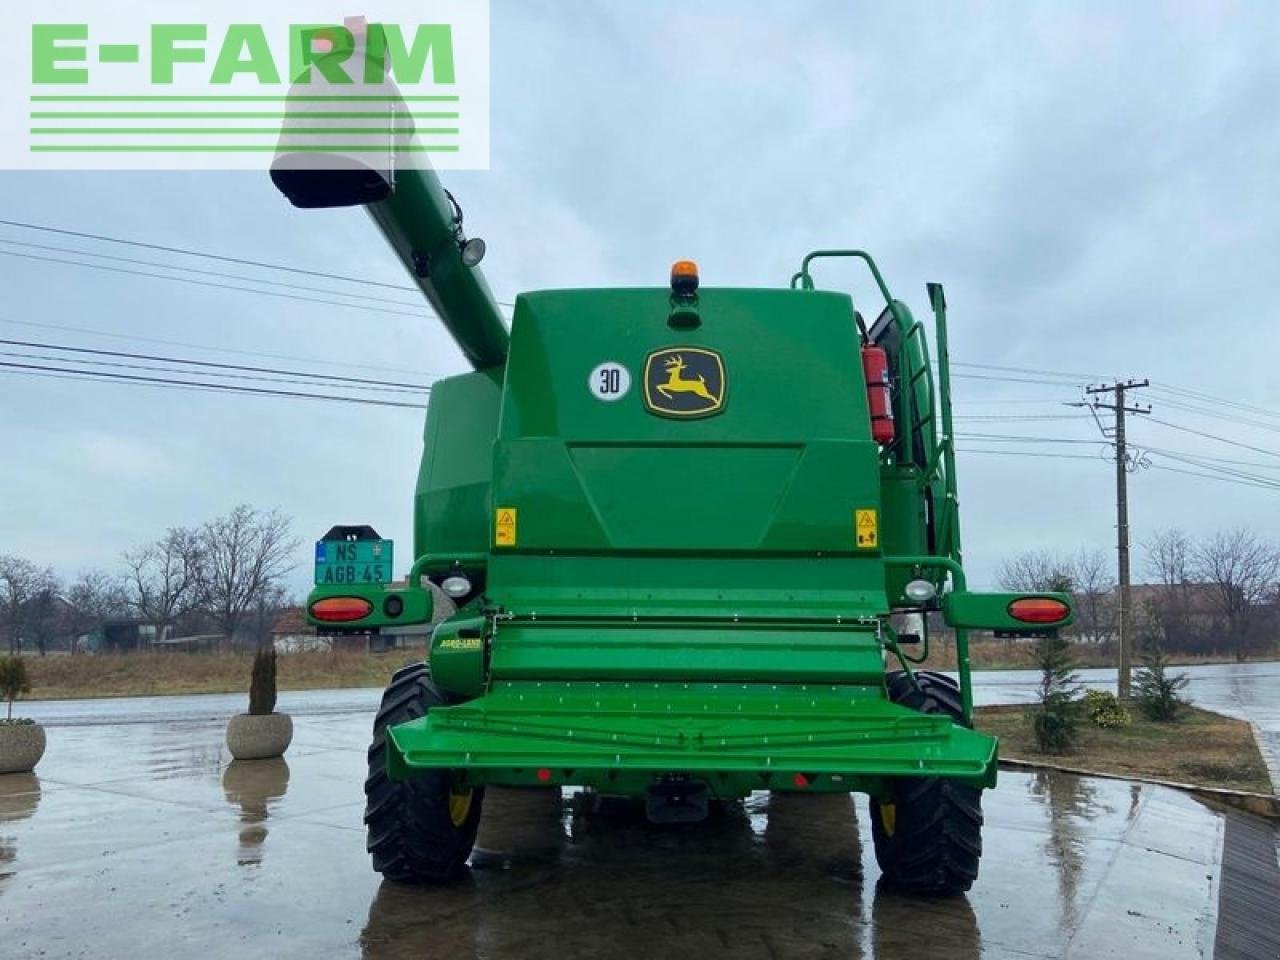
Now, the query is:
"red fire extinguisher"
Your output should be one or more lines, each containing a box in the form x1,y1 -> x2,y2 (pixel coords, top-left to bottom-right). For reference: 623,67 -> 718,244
861,346 -> 895,445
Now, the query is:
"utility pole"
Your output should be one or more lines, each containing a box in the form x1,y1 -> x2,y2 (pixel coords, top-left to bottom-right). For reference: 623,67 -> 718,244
1085,379 -> 1150,699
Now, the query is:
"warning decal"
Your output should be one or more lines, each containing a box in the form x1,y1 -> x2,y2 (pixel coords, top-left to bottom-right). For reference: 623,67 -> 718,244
495,508 -> 517,547
855,509 -> 879,550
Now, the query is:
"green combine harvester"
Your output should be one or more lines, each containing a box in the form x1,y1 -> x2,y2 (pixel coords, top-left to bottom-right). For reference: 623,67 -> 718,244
273,141 -> 1071,899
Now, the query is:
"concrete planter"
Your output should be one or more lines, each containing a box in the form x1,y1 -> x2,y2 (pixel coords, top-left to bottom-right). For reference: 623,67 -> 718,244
225,713 -> 293,761
0,722 -> 46,775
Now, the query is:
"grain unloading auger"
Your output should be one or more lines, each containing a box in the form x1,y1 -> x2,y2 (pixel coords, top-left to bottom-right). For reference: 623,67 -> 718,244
273,135 -> 1072,896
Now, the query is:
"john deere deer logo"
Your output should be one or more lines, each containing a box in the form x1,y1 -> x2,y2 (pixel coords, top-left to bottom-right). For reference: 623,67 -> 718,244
643,347 -> 726,418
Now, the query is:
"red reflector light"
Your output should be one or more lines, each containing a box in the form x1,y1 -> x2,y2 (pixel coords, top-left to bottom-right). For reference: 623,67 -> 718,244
792,773 -> 810,789
1008,597 -> 1070,624
536,768 -> 552,782
310,597 -> 373,622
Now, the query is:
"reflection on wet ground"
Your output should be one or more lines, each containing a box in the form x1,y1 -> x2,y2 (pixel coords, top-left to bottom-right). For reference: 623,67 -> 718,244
0,706 -> 1270,959
222,758 -> 291,867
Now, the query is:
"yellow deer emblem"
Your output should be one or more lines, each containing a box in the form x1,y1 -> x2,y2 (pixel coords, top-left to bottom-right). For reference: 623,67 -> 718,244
643,347 -> 726,418
656,354 -> 718,402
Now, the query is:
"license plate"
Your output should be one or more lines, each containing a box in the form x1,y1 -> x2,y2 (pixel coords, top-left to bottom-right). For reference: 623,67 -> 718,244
314,539 -> 394,586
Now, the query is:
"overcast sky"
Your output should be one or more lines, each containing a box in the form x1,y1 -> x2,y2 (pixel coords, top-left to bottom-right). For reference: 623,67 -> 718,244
1,0 -> 1278,596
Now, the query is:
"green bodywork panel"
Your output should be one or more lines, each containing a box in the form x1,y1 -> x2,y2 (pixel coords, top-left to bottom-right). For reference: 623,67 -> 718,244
429,609 -> 486,698
487,288 -> 884,604
388,680 -> 997,796
414,369 -> 503,572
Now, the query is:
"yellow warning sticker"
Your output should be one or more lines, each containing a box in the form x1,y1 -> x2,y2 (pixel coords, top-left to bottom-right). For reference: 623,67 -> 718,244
495,507 -> 517,547
855,509 -> 878,549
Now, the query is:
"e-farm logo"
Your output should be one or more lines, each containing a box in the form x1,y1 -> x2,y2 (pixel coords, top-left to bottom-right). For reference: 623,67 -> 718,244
7,1 -> 489,170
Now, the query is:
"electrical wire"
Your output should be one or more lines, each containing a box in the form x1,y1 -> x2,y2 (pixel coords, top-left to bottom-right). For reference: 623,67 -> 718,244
1142,449 -> 1280,489
954,432 -> 1101,445
1143,416 -> 1280,461
0,316 -> 432,378
950,360 -> 1107,381
0,237 -> 425,310
1149,381 -> 1280,422
1143,394 -> 1280,436
957,448 -> 1101,461
0,338 -> 431,392
0,217 -> 422,293
0,350 -> 429,396
960,445 -> 1280,492
0,218 -> 519,308
0,249 -> 427,320
1147,461 -> 1280,492
0,360 -> 424,408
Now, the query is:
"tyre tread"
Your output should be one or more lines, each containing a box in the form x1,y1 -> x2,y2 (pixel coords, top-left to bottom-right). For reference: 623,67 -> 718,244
363,661 -> 483,883
871,670 -> 984,895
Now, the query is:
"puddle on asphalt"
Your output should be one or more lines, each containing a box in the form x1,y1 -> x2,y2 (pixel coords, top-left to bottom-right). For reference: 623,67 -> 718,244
0,774 -> 42,895
358,788 -> 984,959
0,721 -> 1242,960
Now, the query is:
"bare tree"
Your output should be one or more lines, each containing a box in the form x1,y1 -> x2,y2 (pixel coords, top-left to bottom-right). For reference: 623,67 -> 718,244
0,555 -> 58,655
1071,547 -> 1115,643
1193,529 -> 1280,661
244,584 -> 291,652
997,550 -> 1075,594
23,579 -> 63,656
63,569 -> 129,654
197,506 -> 299,648
1146,528 -> 1193,587
1142,528 -> 1198,653
124,527 -> 202,646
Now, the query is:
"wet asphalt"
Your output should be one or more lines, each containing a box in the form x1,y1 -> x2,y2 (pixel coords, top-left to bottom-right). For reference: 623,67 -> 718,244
1,663 -> 1276,960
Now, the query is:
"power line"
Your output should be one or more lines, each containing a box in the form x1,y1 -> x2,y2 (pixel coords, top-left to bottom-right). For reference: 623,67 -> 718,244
957,448 -> 1101,461
1149,381 -> 1280,422
0,217 -> 421,293
0,218 -> 518,308
0,360 -> 425,408
954,432 -> 1101,445
1144,416 -> 1280,460
0,349 -> 428,396
960,445 -> 1280,493
951,360 -> 1107,381
0,338 -> 431,392
1145,448 -> 1280,490
1147,461 -> 1280,492
953,414 -> 1092,422
1142,445 -> 1280,471
1143,394 -> 1280,435
0,248 -> 427,320
951,372 -> 1082,386
0,316 -> 431,378
0,237 -> 425,310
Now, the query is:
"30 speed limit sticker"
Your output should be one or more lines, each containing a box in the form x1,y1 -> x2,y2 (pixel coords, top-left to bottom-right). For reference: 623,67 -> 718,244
588,362 -> 631,402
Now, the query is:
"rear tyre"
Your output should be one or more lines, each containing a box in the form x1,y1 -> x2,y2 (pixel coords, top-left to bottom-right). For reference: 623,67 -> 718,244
364,662 -> 484,883
870,670 -> 983,895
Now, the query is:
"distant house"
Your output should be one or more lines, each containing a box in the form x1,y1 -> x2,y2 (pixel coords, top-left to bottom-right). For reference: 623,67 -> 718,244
272,608 -> 328,654
1129,583 -> 1220,622
78,618 -> 157,653
152,633 -> 226,654
1128,582 -> 1230,652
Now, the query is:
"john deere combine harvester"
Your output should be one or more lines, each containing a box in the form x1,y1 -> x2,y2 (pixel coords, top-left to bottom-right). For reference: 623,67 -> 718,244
274,145 -> 1071,899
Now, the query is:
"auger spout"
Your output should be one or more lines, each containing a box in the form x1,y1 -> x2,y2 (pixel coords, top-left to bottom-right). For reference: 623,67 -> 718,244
269,118 -> 508,370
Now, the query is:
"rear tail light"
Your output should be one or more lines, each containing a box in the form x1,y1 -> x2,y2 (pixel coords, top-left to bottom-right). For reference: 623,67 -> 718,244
311,597 -> 373,622
1008,597 -> 1070,624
